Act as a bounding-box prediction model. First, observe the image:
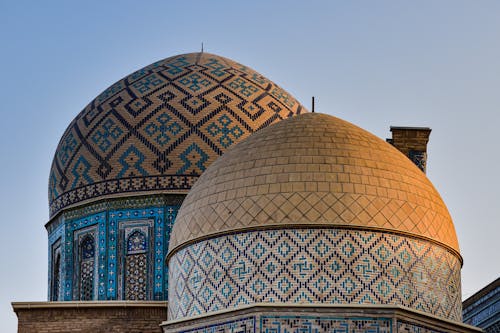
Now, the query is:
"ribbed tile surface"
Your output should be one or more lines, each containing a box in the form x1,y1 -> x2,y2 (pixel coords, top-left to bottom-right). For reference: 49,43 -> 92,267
169,113 -> 459,253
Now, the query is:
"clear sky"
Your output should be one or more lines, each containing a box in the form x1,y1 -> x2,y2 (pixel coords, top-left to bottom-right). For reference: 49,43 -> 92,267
1,1 -> 499,331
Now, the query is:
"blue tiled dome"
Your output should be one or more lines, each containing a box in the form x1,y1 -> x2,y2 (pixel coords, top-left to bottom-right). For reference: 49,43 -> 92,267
48,52 -> 307,217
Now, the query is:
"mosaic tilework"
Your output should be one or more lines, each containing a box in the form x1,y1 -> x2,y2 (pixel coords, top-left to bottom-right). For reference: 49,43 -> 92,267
63,214 -> 102,300
50,240 -> 62,301
79,234 -> 96,300
168,228 -> 462,321
49,52 -> 307,217
115,220 -> 154,299
408,150 -> 427,173
52,253 -> 61,300
107,212 -> 155,300
166,314 -> 481,333
176,317 -> 256,333
61,194 -> 184,220
127,229 -> 148,253
170,113 -> 459,253
168,315 -> 392,333
48,196 -> 180,301
47,218 -> 64,300
260,316 -> 391,333
397,321 -> 445,333
125,253 -> 148,300
164,310 -> 483,333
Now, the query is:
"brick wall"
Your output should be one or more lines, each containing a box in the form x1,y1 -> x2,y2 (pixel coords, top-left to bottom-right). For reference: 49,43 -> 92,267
13,301 -> 167,333
387,126 -> 431,172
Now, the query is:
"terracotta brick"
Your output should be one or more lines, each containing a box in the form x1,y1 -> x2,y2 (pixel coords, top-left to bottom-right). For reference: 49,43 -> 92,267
13,302 -> 167,333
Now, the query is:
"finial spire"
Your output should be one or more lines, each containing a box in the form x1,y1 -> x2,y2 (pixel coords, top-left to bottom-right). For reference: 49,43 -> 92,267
201,42 -> 204,53
312,96 -> 315,113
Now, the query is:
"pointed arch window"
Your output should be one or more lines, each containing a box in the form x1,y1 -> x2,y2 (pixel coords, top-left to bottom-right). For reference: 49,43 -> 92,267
51,250 -> 61,301
79,234 -> 95,300
124,230 -> 148,300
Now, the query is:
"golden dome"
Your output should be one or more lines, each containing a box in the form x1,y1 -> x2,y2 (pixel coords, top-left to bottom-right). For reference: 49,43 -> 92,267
48,52 -> 307,217
168,113 -> 459,255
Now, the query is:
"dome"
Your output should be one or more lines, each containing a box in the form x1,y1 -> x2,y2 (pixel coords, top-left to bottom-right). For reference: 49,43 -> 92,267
167,113 -> 462,322
169,113 -> 459,255
48,52 -> 307,217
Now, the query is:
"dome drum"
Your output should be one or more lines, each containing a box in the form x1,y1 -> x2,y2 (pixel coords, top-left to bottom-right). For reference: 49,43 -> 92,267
168,227 -> 462,321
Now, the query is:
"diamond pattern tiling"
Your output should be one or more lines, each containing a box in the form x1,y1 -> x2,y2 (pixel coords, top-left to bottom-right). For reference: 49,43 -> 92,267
168,228 -> 462,321
169,114 -> 459,255
49,52 -> 307,217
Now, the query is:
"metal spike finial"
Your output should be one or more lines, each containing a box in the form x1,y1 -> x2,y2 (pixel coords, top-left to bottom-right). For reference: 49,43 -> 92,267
312,96 -> 315,113
201,42 -> 204,53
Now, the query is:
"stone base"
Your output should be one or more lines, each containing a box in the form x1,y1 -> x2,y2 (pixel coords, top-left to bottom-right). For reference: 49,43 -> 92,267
161,304 -> 482,333
12,301 -> 168,333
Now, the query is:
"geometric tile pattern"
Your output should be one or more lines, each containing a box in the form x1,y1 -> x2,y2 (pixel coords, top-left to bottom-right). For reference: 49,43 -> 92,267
108,216 -> 155,300
168,315 -> 471,333
124,253 -> 148,300
171,316 -> 392,333
62,214 -> 101,300
174,317 -> 256,333
123,228 -> 150,300
79,234 -> 96,300
398,321 -> 446,333
47,221 -> 64,300
48,52 -> 307,217
409,150 -> 427,173
47,196 -> 180,301
51,249 -> 61,301
168,228 -> 462,321
260,316 -> 391,332
126,229 -> 148,253
115,224 -> 151,300
164,314 -> 480,333
170,113 -> 459,253
79,255 -> 95,300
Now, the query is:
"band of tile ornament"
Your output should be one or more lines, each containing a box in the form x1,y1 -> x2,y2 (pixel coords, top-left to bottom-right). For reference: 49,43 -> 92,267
168,316 -> 392,333
165,315 -> 452,333
167,228 -> 462,321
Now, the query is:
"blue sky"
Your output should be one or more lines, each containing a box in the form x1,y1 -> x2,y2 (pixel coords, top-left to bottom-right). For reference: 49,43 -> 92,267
1,1 -> 499,331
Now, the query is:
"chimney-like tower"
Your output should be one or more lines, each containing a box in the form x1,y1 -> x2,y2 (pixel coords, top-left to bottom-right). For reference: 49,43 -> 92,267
387,126 -> 431,173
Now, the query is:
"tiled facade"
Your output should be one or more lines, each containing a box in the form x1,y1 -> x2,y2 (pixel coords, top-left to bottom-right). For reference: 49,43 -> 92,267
162,306 -> 481,333
397,321 -> 446,333
260,315 -> 391,332
169,113 -> 459,254
175,317 -> 256,333
48,52 -> 307,218
168,228 -> 462,321
172,316 -> 392,333
47,195 -> 182,301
